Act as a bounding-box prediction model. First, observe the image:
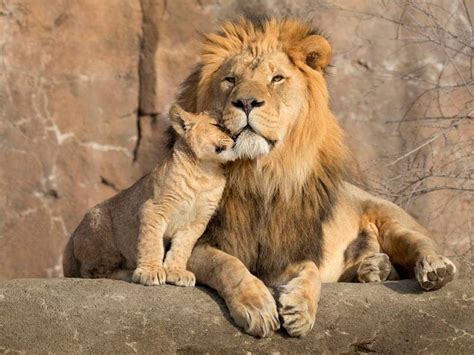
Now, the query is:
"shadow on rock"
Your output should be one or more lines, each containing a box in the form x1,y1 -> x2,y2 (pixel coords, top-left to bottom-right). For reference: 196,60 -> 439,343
382,279 -> 423,294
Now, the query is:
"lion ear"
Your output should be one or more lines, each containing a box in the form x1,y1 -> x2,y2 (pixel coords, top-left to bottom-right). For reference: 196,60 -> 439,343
169,104 -> 197,136
290,35 -> 332,72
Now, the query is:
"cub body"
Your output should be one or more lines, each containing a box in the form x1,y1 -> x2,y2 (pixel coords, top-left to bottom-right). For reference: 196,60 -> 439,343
65,105 -> 235,286
132,105 -> 236,286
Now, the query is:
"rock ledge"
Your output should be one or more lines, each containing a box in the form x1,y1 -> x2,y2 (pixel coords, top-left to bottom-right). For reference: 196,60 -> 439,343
0,279 -> 472,353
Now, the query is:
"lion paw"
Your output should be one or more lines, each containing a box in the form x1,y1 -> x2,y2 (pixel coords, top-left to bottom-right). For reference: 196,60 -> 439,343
278,283 -> 317,337
357,253 -> 392,283
165,268 -> 196,287
132,266 -> 166,286
226,276 -> 280,338
415,255 -> 456,291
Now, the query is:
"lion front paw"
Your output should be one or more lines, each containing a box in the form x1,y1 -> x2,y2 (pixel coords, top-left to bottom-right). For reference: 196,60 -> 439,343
165,268 -> 196,287
132,266 -> 166,286
226,276 -> 280,338
415,255 -> 456,291
357,253 -> 393,283
278,282 -> 317,337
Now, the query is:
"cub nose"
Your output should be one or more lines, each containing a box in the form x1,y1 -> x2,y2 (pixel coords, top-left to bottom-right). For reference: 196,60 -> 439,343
231,97 -> 265,117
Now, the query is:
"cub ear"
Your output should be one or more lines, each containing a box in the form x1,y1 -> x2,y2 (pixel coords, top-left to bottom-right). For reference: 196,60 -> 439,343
290,35 -> 332,72
169,104 -> 197,136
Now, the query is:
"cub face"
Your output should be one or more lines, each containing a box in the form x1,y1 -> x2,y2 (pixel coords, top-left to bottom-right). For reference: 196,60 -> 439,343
169,104 -> 236,163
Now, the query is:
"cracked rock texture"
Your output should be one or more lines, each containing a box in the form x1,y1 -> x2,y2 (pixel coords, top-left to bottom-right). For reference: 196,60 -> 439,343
0,279 -> 473,353
1,0 -> 472,279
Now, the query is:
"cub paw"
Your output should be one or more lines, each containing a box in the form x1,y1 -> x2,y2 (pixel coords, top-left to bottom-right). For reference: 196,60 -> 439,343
357,253 -> 392,283
278,283 -> 317,337
132,266 -> 166,286
165,268 -> 196,287
415,255 -> 456,291
227,276 -> 280,338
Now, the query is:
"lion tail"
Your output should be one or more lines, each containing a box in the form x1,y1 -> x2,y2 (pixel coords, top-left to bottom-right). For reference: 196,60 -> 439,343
63,237 -> 81,277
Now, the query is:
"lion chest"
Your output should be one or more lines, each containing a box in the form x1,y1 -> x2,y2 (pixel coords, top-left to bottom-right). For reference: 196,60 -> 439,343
205,188 -> 329,280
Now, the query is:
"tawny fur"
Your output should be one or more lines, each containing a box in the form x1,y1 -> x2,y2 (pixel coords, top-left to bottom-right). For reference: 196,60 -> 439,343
65,105 -> 235,287
132,105 -> 236,287
64,17 -> 456,338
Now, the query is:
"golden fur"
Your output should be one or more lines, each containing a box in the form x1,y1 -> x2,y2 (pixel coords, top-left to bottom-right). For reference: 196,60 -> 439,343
132,105 -> 235,286
64,106 -> 235,286
64,17 -> 456,338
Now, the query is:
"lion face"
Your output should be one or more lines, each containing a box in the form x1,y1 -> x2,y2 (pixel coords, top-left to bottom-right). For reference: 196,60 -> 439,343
191,19 -> 333,161
211,51 -> 307,159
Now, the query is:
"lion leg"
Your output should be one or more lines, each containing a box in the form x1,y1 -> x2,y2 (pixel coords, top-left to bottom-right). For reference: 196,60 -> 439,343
274,260 -> 321,337
340,222 -> 399,283
368,203 -> 456,290
132,200 -> 168,286
357,253 -> 399,283
188,244 -> 280,337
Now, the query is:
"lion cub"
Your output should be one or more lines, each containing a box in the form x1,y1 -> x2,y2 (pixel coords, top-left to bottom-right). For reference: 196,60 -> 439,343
132,105 -> 235,287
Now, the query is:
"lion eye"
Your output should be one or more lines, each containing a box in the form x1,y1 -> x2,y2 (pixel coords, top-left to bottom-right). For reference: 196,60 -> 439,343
224,77 -> 235,84
272,75 -> 284,83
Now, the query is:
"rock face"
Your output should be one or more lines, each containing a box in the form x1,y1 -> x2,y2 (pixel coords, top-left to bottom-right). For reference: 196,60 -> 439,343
0,0 -> 472,279
0,0 -> 143,279
0,279 -> 473,353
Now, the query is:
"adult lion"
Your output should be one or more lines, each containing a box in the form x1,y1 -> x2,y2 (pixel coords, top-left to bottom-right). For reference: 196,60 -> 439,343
63,18 -> 456,338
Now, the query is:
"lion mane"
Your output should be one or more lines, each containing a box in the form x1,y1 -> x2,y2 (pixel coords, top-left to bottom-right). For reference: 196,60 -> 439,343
177,18 -> 349,280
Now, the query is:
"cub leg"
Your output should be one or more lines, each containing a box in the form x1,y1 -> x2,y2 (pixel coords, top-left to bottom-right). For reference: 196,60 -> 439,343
188,244 -> 280,338
164,226 -> 205,287
275,261 -> 321,338
132,200 -> 168,286
70,206 -> 123,279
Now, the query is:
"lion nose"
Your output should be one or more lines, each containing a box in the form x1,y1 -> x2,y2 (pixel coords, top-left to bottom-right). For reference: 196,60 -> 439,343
232,97 -> 265,117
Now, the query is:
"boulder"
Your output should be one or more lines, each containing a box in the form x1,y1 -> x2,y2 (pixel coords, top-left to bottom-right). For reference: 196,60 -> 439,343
0,279 -> 472,353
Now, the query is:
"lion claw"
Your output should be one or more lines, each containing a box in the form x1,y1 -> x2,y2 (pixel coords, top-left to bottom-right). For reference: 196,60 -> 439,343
278,282 -> 317,337
415,255 -> 456,291
357,253 -> 393,283
226,276 -> 280,337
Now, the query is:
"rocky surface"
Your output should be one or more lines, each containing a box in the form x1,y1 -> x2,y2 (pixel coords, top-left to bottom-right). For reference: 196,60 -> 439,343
0,279 -> 473,353
0,0 -> 143,279
1,0 -> 472,279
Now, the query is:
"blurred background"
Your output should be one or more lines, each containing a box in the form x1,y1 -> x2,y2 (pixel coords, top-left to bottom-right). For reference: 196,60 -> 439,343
0,0 -> 472,279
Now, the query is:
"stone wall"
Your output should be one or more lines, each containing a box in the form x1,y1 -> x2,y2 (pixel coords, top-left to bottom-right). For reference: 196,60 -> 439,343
1,0 -> 472,279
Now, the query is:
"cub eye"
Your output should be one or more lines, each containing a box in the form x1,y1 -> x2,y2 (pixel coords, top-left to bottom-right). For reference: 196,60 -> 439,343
215,146 -> 226,153
272,75 -> 284,83
223,77 -> 235,84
